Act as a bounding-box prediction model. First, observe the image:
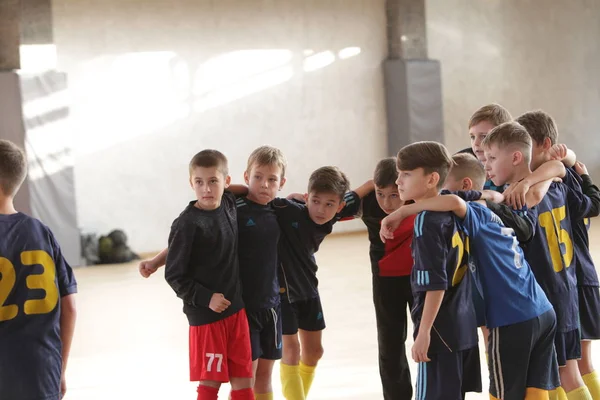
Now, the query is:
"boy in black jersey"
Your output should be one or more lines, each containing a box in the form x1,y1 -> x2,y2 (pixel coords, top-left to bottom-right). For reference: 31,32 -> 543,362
275,166 -> 370,400
0,140 -> 78,400
140,146 -> 287,400
164,150 -> 253,400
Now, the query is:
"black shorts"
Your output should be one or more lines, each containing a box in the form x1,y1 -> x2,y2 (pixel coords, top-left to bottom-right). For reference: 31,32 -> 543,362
555,328 -> 582,366
578,286 -> 600,340
415,347 -> 481,400
281,294 -> 326,335
488,309 -> 560,399
247,304 -> 283,361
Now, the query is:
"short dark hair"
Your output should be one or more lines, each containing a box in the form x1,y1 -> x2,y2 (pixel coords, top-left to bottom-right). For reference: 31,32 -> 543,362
189,149 -> 229,176
307,166 -> 350,200
468,103 -> 513,129
0,139 -> 28,196
246,145 -> 287,178
373,157 -> 398,188
396,141 -> 454,189
482,121 -> 532,163
450,153 -> 486,191
515,110 -> 558,146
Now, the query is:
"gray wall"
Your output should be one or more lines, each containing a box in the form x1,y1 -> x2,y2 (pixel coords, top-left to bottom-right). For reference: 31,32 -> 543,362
427,0 -> 600,174
53,0 -> 388,252
51,0 -> 600,252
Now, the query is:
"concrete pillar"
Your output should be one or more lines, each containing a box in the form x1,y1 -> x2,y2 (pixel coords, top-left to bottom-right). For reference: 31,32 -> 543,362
384,0 -> 444,156
21,0 -> 54,45
0,0 -> 21,70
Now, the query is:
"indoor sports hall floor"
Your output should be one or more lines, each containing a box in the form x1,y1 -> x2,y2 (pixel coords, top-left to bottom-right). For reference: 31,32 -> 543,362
66,227 -> 600,400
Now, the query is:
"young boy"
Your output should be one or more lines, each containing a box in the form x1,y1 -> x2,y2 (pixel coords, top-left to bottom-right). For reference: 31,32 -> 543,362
483,118 -> 599,400
274,166 -> 369,400
140,146 -> 287,400
380,141 -> 482,400
360,157 -> 415,400
384,150 -> 561,399
0,139 -> 78,399
164,149 -> 253,400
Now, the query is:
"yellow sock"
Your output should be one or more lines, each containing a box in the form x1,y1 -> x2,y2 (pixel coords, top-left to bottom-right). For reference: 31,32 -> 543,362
255,393 -> 274,400
566,386 -> 593,400
299,361 -> 317,397
525,387 -> 550,400
583,371 -> 600,400
280,363 -> 305,400
550,388 -> 569,400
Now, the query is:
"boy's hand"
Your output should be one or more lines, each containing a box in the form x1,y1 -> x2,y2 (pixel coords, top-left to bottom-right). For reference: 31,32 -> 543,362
286,193 -> 305,202
412,331 -> 431,363
480,190 -> 504,204
209,293 -> 231,313
575,161 -> 589,176
503,180 -> 530,210
139,259 -> 159,278
549,144 -> 568,161
380,212 -> 404,243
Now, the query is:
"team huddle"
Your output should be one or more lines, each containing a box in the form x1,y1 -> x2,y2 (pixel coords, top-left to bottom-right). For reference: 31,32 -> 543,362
0,103 -> 598,400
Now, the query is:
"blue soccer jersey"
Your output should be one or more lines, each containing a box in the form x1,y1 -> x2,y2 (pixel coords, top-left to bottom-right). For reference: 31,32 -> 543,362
562,168 -> 600,287
522,182 -> 592,332
411,210 -> 478,353
0,213 -> 78,400
460,202 -> 552,329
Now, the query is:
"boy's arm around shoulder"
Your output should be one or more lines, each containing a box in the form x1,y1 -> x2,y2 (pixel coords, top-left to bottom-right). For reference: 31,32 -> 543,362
485,201 -> 535,243
165,217 -> 214,308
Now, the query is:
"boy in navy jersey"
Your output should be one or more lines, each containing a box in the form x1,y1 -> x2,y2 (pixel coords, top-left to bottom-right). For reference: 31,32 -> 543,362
384,149 -> 561,400
275,166 -> 372,400
164,150 -> 253,400
483,118 -> 600,400
140,146 -> 287,400
0,140 -> 78,400
380,141 -> 481,400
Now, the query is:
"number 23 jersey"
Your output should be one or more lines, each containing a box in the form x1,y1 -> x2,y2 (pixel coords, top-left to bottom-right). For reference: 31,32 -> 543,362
0,212 -> 78,400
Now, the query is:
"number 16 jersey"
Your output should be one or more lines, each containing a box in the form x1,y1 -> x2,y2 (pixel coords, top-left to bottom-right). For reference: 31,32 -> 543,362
0,212 -> 78,400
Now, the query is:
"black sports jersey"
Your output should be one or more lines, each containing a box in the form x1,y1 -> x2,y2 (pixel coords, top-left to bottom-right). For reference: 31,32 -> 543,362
562,168 -> 600,286
359,191 -> 387,274
0,213 -> 78,400
236,197 -> 280,311
522,182 -> 592,332
411,210 -> 478,353
274,192 -> 361,303
165,192 -> 244,326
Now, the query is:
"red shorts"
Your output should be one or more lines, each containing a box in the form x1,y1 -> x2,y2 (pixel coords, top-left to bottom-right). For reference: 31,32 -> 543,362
189,309 -> 253,382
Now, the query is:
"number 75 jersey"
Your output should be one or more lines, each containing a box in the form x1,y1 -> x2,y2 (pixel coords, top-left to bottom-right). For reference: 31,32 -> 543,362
0,212 -> 77,399
522,181 -> 592,333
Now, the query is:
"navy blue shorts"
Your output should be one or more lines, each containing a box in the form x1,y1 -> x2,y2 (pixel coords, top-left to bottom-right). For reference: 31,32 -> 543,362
488,309 -> 560,399
281,294 -> 326,335
415,346 -> 481,400
555,328 -> 582,366
247,304 -> 282,361
578,286 -> 600,340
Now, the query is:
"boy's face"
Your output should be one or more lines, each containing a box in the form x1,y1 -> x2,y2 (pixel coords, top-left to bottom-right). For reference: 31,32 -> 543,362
244,163 -> 286,205
375,184 -> 403,214
304,191 -> 345,225
483,144 -> 515,186
189,166 -> 230,210
469,120 -> 496,162
395,167 -> 436,201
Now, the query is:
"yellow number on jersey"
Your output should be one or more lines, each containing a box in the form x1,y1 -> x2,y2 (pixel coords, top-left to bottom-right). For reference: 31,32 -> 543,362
0,251 -> 59,322
451,232 -> 469,286
538,206 -> 574,273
